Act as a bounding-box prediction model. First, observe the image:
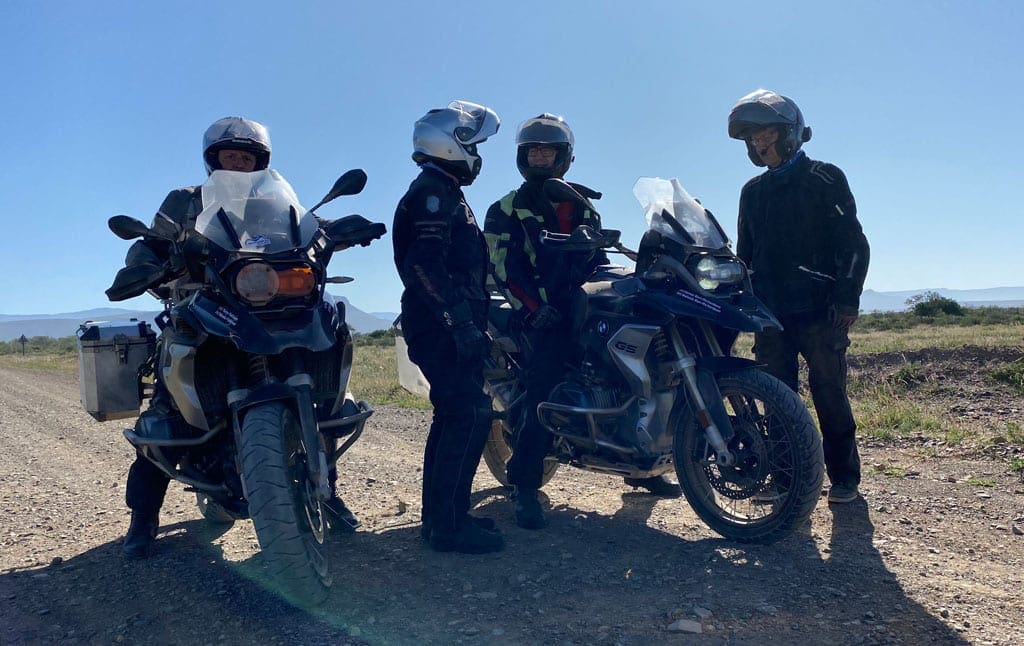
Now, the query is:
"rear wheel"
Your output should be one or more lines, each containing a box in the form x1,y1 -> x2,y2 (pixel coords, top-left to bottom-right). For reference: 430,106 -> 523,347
674,368 -> 824,544
481,409 -> 559,488
239,402 -> 330,605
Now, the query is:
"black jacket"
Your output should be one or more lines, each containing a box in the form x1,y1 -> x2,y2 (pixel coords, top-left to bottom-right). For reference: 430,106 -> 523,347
736,153 -> 869,317
125,186 -> 203,268
393,165 -> 489,340
483,179 -> 608,313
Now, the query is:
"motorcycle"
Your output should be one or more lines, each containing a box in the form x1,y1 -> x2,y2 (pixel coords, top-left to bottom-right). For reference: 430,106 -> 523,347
478,177 -> 824,543
102,168 -> 386,603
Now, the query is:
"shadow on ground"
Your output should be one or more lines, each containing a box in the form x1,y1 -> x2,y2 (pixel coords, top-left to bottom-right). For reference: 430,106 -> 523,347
0,491 -> 966,645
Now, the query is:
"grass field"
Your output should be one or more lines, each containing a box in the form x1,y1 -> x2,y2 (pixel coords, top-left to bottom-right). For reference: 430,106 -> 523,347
4,317 -> 1021,455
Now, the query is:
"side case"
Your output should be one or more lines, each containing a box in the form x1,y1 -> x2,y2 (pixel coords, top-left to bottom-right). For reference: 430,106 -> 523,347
77,319 -> 156,422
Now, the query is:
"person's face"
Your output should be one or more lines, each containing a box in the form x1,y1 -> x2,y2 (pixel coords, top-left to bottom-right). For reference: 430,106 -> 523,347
747,127 -> 782,168
526,145 -> 558,169
217,148 -> 258,172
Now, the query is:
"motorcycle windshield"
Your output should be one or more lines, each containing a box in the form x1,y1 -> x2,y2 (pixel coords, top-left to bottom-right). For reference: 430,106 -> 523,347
194,169 -> 319,254
633,177 -> 728,250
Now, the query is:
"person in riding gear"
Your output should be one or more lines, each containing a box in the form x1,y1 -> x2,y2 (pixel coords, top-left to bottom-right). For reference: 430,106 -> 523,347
729,89 -> 870,504
393,101 -> 505,553
117,117 -> 359,559
484,113 -> 682,530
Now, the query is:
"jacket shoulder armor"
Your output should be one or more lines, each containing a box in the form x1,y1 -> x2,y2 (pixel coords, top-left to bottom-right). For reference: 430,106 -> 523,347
805,160 -> 845,186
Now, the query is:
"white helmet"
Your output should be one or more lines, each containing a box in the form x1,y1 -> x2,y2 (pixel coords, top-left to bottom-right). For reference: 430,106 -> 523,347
202,116 -> 271,175
412,100 -> 500,185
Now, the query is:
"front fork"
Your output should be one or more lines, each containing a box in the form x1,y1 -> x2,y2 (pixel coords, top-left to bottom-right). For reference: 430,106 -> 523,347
231,355 -> 332,502
666,325 -> 737,467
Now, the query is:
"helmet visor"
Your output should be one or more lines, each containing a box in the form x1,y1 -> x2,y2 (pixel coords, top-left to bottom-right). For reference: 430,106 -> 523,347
516,119 -> 573,147
448,100 -> 500,144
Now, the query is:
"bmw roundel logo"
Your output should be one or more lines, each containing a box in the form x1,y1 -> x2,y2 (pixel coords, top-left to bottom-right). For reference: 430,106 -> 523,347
597,320 -> 609,336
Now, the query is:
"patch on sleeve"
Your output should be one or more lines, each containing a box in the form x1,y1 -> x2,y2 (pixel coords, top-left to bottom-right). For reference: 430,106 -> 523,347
425,194 -> 441,213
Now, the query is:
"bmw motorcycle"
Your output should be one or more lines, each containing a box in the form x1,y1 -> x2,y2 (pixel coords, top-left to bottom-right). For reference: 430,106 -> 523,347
479,177 -> 824,543
105,168 -> 385,603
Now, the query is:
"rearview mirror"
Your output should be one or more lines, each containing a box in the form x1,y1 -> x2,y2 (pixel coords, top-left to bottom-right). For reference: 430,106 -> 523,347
542,178 -> 586,205
309,169 -> 368,214
108,215 -> 150,240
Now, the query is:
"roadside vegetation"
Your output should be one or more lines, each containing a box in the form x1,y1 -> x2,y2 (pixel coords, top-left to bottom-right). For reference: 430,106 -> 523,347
4,304 -> 1021,457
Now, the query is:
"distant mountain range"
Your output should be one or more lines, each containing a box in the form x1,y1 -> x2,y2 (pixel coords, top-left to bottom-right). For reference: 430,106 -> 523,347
4,286 -> 1023,341
859,286 -> 1024,312
0,296 -> 397,342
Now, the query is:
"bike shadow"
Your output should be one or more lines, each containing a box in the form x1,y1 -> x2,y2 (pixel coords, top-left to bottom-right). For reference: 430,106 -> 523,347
0,491 -> 968,645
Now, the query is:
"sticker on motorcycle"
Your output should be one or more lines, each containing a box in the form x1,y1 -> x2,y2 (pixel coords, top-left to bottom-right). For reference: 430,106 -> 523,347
675,290 -> 722,313
214,307 -> 238,326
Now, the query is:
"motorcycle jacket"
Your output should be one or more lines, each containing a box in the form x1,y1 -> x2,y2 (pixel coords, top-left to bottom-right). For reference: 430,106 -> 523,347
393,165 -> 489,340
736,152 -> 869,317
124,186 -> 203,269
483,180 -> 609,313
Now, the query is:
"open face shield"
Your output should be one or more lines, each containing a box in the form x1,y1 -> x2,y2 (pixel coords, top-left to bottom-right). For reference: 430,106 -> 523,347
448,100 -> 501,145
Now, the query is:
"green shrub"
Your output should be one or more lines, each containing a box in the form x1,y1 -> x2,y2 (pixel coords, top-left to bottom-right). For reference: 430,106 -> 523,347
908,291 -> 964,317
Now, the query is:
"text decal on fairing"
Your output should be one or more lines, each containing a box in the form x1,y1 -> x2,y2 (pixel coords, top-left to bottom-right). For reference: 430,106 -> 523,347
675,290 -> 722,313
214,307 -> 238,326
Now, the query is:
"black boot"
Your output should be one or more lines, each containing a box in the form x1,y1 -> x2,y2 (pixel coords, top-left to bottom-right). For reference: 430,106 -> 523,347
513,488 -> 547,530
323,495 -> 360,533
421,515 -> 496,541
624,475 -> 682,498
123,511 -> 159,560
428,520 -> 504,554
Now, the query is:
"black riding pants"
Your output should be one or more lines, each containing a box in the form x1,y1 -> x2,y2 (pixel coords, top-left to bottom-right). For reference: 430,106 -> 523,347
407,332 -> 492,534
753,311 -> 861,487
507,320 -> 572,490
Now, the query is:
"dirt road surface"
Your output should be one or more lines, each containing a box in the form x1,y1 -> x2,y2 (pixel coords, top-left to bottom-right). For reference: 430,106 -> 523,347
2,360 -> 1022,645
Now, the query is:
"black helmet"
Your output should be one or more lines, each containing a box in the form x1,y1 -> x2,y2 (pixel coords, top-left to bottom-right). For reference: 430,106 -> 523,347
515,113 -> 574,181
203,116 -> 272,174
728,90 -> 811,167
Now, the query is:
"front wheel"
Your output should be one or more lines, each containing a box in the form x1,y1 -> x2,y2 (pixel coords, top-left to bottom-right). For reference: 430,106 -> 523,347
674,368 -> 824,544
239,402 -> 330,605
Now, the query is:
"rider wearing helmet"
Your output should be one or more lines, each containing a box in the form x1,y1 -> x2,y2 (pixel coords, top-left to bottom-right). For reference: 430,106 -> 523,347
118,117 -> 359,559
483,114 -> 681,531
393,100 -> 505,554
728,89 -> 870,504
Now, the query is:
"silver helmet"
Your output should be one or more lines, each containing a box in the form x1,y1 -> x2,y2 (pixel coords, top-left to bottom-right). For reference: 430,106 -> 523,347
728,89 -> 811,167
412,100 -> 500,185
203,116 -> 272,174
515,113 -> 574,181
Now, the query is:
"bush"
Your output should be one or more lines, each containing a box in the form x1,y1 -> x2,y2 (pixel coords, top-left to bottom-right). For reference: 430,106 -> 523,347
907,291 -> 964,317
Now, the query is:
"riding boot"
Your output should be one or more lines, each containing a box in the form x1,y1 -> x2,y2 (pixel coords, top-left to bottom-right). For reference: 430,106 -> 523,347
123,510 -> 159,560
513,488 -> 547,530
323,494 -> 360,533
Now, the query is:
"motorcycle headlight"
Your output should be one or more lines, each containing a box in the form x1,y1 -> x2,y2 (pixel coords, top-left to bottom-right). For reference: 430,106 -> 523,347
695,257 -> 746,291
235,262 -> 279,305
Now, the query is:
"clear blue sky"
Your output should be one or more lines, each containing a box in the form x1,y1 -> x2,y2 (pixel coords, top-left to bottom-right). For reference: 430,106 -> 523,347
2,1 -> 1021,315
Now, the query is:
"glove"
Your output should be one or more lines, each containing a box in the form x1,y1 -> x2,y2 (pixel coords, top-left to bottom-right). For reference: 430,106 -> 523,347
526,304 -> 562,329
442,302 -> 490,364
452,322 -> 490,364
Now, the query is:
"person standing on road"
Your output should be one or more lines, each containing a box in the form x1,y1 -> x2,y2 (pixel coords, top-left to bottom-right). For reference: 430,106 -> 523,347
117,117 -> 359,559
392,100 -> 505,553
483,113 -> 682,530
728,89 -> 870,504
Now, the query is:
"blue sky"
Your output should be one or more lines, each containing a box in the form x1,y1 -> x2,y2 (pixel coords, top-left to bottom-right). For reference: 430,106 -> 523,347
2,1 -> 1021,315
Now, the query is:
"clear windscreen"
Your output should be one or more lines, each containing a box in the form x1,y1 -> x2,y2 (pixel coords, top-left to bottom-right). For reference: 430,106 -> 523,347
632,177 -> 728,250
194,169 -> 318,254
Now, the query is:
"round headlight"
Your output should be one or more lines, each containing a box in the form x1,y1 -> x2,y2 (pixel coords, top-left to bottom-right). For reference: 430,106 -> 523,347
235,262 -> 279,305
695,257 -> 745,291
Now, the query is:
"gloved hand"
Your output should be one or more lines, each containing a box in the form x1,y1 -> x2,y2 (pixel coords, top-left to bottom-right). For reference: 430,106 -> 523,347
452,322 -> 490,364
526,304 -> 562,329
442,301 -> 489,364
